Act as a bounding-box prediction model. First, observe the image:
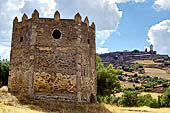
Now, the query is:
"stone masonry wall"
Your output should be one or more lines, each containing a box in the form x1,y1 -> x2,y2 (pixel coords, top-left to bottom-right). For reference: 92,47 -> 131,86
9,10 -> 96,103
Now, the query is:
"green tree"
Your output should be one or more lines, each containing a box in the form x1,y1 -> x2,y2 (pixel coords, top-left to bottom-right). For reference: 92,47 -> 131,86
0,60 -> 9,86
133,49 -> 140,53
96,56 -> 120,96
160,86 -> 170,107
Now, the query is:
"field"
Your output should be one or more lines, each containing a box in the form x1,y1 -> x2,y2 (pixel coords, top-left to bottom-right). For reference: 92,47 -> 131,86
120,81 -> 141,88
132,60 -> 162,65
145,68 -> 170,79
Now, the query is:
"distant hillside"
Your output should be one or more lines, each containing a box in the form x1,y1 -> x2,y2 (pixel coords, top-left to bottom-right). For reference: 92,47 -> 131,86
98,50 -> 169,67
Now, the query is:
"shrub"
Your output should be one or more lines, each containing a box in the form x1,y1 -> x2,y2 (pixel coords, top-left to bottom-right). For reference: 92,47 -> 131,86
108,96 -> 120,104
118,91 -> 140,107
150,99 -> 160,108
128,77 -> 133,82
134,73 -> 138,77
134,77 -> 139,83
160,86 -> 170,107
118,75 -> 125,81
138,94 -> 153,106
162,82 -> 170,87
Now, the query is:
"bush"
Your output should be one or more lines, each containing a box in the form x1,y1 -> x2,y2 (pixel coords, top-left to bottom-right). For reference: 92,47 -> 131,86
118,75 -> 125,81
128,77 -> 133,82
160,86 -> 170,107
107,96 -> 120,104
118,91 -> 140,107
138,94 -> 153,106
150,99 -> 160,108
134,73 -> 138,77
122,65 -> 134,72
162,82 -> 170,87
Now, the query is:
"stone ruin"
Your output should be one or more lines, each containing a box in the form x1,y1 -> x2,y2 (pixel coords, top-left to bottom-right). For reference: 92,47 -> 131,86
8,9 -> 97,103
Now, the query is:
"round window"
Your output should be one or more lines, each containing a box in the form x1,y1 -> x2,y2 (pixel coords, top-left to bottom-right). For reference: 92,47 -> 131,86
52,30 -> 61,39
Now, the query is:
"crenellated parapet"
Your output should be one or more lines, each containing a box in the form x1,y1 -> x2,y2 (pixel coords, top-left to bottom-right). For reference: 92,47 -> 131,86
32,9 -> 39,19
13,9 -> 95,30
54,10 -> 60,21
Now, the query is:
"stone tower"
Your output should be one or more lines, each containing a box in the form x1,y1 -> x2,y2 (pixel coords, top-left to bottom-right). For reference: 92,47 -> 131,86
150,44 -> 153,52
8,10 -> 96,103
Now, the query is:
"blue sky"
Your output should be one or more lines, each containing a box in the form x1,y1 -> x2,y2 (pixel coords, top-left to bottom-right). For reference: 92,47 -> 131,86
97,0 -> 170,54
0,0 -> 170,60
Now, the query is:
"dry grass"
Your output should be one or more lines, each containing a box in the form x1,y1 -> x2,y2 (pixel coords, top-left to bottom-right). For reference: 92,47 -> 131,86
0,103 -> 45,113
120,81 -> 141,88
0,86 -> 170,113
104,104 -> 170,113
1,103 -> 170,113
0,86 -> 113,113
145,68 -> 170,79
123,71 -> 137,76
115,92 -> 162,99
139,92 -> 162,99
132,60 -> 162,65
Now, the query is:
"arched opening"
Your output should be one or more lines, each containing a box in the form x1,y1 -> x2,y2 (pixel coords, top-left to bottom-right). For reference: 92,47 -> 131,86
52,30 -> 61,39
88,39 -> 90,44
90,93 -> 96,103
20,37 -> 23,42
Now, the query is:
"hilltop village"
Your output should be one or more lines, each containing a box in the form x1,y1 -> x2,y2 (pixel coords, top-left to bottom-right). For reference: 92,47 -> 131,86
98,44 -> 169,67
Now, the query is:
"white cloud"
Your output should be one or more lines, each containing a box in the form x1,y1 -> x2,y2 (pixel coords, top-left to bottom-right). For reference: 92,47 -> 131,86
147,20 -> 170,55
0,0 -> 124,59
0,0 -> 148,59
57,0 -> 123,31
153,0 -> 170,11
115,0 -> 145,3
0,45 -> 10,60
99,40 -> 105,46
97,30 -> 113,46
97,30 -> 113,40
97,47 -> 109,54
0,0 -> 57,59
